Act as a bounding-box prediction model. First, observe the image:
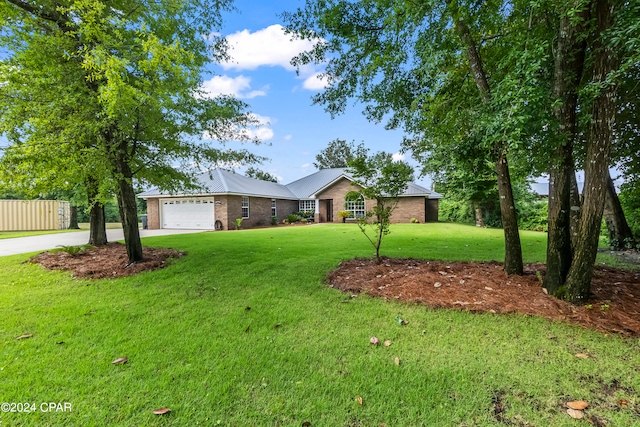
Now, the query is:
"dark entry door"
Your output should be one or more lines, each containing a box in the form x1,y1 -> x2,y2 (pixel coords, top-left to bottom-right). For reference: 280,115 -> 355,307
326,200 -> 333,222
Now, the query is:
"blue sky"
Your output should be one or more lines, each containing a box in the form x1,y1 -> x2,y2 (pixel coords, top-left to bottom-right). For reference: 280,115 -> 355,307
205,0 -> 415,185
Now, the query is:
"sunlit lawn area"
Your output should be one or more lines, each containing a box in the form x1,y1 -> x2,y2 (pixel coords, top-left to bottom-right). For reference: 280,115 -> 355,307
1,223 -> 638,426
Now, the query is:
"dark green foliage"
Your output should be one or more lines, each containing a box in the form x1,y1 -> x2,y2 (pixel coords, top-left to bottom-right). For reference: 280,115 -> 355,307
438,183 -> 547,232
245,167 -> 279,183
619,186 -> 640,246
286,214 -> 300,224
314,139 -> 367,169
76,199 -> 121,223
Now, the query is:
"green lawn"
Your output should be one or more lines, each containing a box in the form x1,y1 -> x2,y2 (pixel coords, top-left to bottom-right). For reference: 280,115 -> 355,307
1,223 -> 638,426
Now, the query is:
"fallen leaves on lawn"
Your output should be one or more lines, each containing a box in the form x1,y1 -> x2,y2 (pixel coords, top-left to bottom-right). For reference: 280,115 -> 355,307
153,407 -> 171,415
384,340 -> 392,347
567,400 -> 589,410
16,334 -> 32,340
575,353 -> 589,359
370,336 -> 380,345
394,357 -> 401,366
566,408 -> 584,419
356,396 -> 363,405
111,357 -> 128,365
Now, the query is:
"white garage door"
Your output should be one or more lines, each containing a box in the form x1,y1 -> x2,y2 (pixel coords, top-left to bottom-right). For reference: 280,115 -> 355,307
161,198 -> 215,229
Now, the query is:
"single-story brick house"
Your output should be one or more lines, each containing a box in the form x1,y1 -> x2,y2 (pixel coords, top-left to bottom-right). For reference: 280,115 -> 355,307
138,168 -> 442,230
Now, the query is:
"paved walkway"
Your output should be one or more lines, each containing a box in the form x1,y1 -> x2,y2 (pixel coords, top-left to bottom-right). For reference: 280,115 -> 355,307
0,229 -> 205,257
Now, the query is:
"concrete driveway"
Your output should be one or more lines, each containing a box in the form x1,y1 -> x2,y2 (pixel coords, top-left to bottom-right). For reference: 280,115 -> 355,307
0,228 -> 206,257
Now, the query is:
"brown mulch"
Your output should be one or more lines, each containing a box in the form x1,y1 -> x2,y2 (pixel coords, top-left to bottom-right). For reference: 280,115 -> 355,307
29,242 -> 185,279
328,258 -> 640,337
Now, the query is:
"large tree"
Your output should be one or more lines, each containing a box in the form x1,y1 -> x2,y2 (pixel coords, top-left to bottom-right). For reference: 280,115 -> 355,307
283,0 -> 548,275
1,0 -> 263,263
314,138 -> 367,169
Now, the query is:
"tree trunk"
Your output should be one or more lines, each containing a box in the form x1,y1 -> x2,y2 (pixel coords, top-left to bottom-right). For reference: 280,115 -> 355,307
86,178 -> 107,245
88,202 -> 107,245
495,151 -> 523,275
68,205 -> 80,229
603,171 -> 635,250
544,155 -> 573,295
112,143 -> 143,264
452,7 -> 524,274
565,0 -> 618,304
544,2 -> 588,295
473,200 -> 485,227
569,171 -> 581,252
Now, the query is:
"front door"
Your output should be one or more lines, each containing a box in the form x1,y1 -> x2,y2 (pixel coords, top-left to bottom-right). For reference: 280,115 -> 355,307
326,199 -> 333,222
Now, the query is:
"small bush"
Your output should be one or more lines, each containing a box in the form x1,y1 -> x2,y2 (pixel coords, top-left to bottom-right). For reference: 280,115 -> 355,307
271,216 -> 278,226
286,214 -> 300,224
234,218 -> 243,230
410,217 -> 419,223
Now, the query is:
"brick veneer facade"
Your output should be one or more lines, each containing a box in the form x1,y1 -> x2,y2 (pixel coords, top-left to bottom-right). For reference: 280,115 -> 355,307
146,198 -> 160,229
315,177 -> 432,224
143,178 -> 438,230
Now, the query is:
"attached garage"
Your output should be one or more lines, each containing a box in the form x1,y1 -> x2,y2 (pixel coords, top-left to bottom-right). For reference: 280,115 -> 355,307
161,198 -> 215,229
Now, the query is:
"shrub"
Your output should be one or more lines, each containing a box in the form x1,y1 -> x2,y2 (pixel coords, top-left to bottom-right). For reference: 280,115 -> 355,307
234,218 -> 243,230
286,214 -> 300,224
410,217 -> 419,223
271,216 -> 278,226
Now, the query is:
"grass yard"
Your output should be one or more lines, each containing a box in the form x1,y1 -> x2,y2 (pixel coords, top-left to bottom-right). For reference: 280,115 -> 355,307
1,223 -> 638,426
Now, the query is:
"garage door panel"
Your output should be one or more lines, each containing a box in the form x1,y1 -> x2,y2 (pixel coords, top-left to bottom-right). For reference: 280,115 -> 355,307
161,198 -> 215,229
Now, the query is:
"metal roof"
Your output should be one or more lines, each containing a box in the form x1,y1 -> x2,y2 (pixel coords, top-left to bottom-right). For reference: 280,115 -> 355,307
285,168 -> 353,198
285,168 -> 443,199
138,167 -> 443,200
137,168 -> 298,199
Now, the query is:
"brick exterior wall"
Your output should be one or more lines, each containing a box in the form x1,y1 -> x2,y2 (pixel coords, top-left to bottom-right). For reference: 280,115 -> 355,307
215,195 -> 299,230
147,198 -> 160,229
142,190 -> 438,230
391,197 -> 426,223
316,178 -> 368,223
276,199 -> 299,224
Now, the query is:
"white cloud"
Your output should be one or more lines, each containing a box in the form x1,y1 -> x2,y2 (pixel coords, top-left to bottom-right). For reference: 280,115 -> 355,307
242,113 -> 274,141
392,152 -> 405,162
222,24 -> 317,71
201,112 -> 274,142
283,134 -> 293,141
245,126 -> 274,141
200,75 -> 267,99
302,72 -> 329,91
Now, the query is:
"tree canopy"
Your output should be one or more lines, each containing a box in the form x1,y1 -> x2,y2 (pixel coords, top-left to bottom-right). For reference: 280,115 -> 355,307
284,0 -> 640,302
0,0 -> 265,262
314,138 -> 367,169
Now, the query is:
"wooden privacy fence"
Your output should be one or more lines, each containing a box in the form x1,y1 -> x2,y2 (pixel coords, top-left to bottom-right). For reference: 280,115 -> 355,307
0,200 -> 70,231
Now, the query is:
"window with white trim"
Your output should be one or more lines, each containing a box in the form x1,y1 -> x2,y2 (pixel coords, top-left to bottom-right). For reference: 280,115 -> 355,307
345,193 -> 365,218
271,199 -> 277,217
299,200 -> 316,212
242,196 -> 249,218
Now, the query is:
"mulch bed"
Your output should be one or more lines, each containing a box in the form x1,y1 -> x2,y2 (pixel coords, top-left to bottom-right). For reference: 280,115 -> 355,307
327,258 -> 640,337
29,242 -> 185,279
29,243 -> 640,336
